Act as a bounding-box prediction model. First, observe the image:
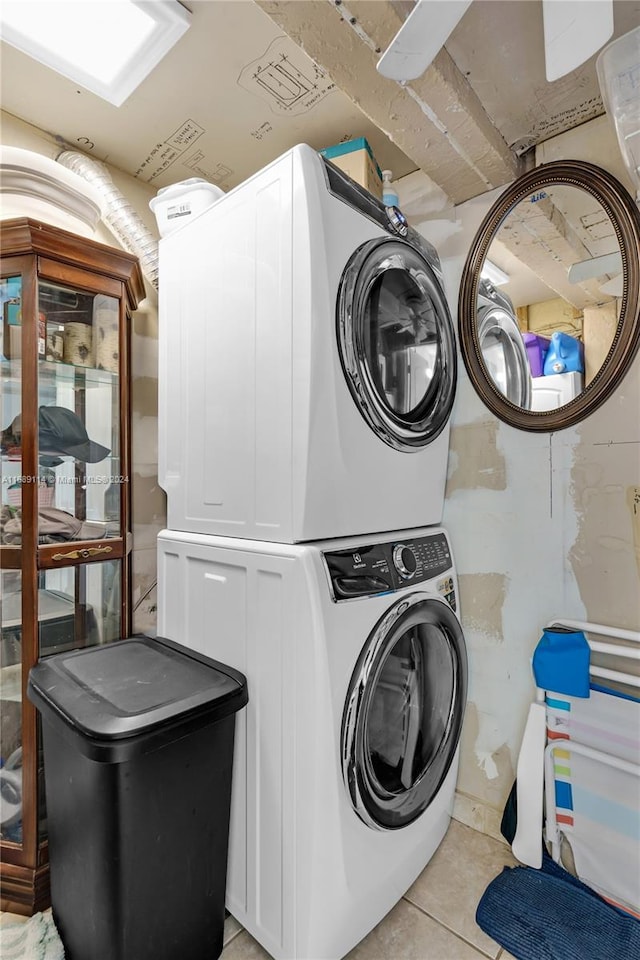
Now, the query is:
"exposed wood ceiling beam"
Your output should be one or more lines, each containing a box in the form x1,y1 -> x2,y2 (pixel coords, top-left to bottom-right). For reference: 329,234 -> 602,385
497,198 -> 613,308
255,0 -> 523,204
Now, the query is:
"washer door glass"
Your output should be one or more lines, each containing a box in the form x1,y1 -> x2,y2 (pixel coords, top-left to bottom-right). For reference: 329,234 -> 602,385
342,595 -> 467,830
337,239 -> 457,451
477,305 -> 532,409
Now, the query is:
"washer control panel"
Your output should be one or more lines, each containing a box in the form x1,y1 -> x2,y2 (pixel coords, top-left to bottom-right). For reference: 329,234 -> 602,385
324,532 -> 452,601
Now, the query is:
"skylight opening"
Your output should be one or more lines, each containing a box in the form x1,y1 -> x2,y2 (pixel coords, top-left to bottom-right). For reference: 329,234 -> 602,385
0,1 -> 191,106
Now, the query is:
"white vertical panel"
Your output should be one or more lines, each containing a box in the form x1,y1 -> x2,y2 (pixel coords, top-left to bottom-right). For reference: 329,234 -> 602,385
253,568 -> 285,943
198,556 -> 249,916
254,165 -> 293,531
197,199 -> 255,520
156,544 -> 181,640
157,233 -> 185,507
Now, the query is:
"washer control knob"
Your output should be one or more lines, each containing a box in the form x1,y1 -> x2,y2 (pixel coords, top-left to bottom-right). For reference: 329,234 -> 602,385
385,205 -> 409,237
393,544 -> 417,579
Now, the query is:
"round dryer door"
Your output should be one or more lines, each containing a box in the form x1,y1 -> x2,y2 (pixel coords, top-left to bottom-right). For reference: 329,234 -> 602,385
477,304 -> 532,409
337,238 -> 457,451
342,593 -> 467,830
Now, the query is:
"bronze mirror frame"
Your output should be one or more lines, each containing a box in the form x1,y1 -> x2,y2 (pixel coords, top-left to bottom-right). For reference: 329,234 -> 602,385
458,160 -> 640,431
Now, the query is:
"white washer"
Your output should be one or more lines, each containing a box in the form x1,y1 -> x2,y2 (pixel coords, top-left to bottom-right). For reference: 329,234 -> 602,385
158,144 -> 457,543
157,526 -> 467,960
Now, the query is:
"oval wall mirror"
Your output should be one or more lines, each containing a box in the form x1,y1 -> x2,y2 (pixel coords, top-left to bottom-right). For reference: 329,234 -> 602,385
458,160 -> 640,431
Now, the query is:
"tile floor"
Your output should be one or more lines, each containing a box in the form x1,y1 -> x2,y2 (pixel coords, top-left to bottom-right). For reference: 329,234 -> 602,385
1,820 -> 519,959
221,819 -> 519,960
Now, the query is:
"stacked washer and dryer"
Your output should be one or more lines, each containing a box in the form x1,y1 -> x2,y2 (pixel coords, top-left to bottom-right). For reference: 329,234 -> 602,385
156,145 -> 468,960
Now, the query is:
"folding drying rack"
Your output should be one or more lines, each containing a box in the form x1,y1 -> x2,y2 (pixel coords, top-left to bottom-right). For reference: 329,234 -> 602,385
542,618 -> 640,916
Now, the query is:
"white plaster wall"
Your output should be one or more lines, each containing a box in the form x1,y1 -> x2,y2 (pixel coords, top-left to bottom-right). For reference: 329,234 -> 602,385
414,119 -> 640,839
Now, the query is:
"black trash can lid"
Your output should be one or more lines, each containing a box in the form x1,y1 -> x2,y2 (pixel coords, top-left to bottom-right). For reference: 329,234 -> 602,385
28,635 -> 248,742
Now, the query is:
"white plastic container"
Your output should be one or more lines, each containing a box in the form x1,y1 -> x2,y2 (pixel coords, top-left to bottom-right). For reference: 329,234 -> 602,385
149,177 -> 225,237
596,26 -> 640,197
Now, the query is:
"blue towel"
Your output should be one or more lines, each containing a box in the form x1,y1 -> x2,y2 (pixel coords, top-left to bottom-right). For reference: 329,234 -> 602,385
476,852 -> 640,960
532,630 -> 590,698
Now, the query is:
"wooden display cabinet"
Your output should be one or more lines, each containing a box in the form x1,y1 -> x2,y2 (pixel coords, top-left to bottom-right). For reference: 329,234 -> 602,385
0,219 -> 144,913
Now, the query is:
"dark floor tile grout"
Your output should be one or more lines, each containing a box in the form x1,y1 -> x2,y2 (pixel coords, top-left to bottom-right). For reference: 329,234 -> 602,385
400,893 -> 500,960
224,917 -> 245,948
224,927 -> 244,949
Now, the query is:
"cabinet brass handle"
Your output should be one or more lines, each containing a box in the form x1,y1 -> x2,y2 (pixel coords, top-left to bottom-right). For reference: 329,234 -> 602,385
51,545 -> 113,561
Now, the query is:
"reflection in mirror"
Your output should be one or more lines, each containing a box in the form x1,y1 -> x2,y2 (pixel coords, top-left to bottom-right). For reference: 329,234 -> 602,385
459,160 -> 640,432
477,182 -> 622,412
477,279 -> 531,408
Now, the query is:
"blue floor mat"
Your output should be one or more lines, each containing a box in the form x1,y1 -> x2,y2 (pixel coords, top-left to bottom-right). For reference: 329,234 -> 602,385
476,852 -> 640,960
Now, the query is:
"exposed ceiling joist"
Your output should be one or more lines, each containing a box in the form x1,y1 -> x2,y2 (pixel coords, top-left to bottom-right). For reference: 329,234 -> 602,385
256,0 -> 523,204
498,198 -> 613,308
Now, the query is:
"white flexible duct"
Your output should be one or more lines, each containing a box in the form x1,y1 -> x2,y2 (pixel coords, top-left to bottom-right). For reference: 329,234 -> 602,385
56,150 -> 158,290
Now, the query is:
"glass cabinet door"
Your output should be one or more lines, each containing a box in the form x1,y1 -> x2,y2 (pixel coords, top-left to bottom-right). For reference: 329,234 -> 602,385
38,559 -> 122,656
2,276 -> 125,549
0,570 -> 23,847
1,273 -> 23,548
0,274 -> 24,849
37,280 -> 122,542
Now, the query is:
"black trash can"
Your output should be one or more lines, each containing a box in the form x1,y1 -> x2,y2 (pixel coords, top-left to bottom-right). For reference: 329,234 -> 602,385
28,634 -> 248,960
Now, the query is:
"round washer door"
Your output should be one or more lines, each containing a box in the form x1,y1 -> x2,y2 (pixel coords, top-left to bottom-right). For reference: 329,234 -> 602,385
342,593 -> 467,830
337,238 -> 457,451
477,305 -> 532,409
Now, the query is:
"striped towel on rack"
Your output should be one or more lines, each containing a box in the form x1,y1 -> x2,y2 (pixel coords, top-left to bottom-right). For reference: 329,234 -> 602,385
546,684 -> 640,917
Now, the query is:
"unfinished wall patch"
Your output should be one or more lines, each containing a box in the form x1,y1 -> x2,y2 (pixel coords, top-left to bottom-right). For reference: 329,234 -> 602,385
133,311 -> 158,339
457,702 -> 515,811
132,473 -> 166,528
569,438 -> 640,630
132,547 -> 159,635
131,376 -> 158,420
458,572 -> 507,641
627,485 -> 640,580
447,421 -> 506,495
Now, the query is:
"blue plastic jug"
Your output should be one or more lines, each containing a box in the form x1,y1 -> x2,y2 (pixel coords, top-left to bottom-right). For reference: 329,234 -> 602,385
543,331 -> 584,375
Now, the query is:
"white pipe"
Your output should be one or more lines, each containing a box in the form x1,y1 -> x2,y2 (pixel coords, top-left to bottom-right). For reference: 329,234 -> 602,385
544,619 -> 640,686
56,150 -> 158,290
589,642 -> 640,660
545,619 -> 640,646
590,665 -> 640,688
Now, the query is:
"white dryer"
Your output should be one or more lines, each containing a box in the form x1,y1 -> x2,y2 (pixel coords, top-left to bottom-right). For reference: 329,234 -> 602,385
157,526 -> 467,960
158,144 -> 457,542
476,278 -> 531,408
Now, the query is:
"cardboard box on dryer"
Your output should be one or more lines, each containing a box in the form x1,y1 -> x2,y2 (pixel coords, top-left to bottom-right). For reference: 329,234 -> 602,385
319,137 -> 383,200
